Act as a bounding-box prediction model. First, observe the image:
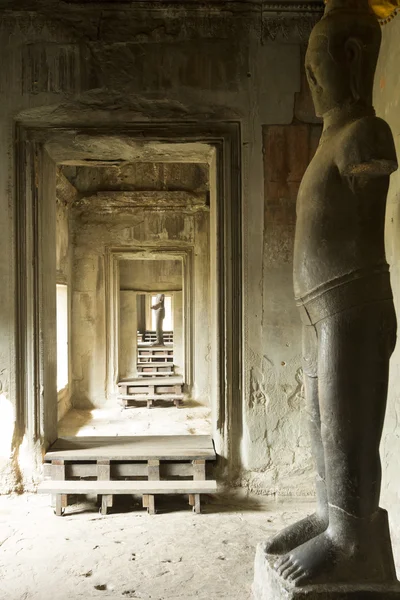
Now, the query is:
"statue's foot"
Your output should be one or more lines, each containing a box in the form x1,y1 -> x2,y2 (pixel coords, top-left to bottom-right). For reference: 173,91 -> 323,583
275,530 -> 340,587
274,526 -> 388,588
264,513 -> 328,556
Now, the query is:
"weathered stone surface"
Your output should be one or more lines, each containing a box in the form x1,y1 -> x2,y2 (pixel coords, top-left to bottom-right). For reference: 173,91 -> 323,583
294,47 -> 322,124
262,0 -> 400,592
263,123 -> 321,266
63,163 -> 209,194
374,12 -> 400,571
253,544 -> 400,600
73,191 -> 209,215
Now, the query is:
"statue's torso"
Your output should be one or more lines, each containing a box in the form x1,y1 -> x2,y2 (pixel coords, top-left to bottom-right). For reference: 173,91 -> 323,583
294,116 -> 394,301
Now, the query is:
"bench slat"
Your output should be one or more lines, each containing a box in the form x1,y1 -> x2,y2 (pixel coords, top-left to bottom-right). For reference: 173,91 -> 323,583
44,435 -> 215,461
118,394 -> 183,400
38,479 -> 217,495
118,377 -> 182,386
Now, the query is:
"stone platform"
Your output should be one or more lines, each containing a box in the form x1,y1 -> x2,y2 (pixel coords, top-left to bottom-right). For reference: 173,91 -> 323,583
252,543 -> 400,600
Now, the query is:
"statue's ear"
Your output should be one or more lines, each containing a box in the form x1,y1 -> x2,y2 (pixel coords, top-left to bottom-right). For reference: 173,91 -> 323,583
345,37 -> 363,102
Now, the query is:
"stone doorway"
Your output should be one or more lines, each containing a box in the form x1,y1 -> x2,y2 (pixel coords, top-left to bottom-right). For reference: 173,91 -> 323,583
15,119 -> 242,476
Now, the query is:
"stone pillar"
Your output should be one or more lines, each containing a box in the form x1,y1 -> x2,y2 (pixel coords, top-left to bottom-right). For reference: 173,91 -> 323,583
119,291 -> 137,379
173,291 -> 183,377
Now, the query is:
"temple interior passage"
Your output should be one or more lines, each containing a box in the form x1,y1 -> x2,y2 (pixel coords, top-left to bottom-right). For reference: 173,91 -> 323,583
56,158 -> 213,434
1,1 -> 400,599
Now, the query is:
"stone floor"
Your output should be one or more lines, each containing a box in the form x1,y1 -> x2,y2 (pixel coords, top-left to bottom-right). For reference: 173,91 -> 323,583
0,493 -> 313,600
59,402 -> 212,437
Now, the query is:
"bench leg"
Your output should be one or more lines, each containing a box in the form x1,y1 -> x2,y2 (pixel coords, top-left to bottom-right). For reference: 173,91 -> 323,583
55,494 -> 66,517
147,495 -> 156,515
97,460 -> 112,515
100,495 -> 109,516
193,494 -> 201,514
52,459 -> 67,516
146,459 -> 159,515
52,493 -> 67,509
191,459 -> 205,514
143,494 -> 155,513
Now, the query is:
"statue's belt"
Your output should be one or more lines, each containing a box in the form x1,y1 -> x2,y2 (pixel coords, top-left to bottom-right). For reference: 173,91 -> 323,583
296,270 -> 393,326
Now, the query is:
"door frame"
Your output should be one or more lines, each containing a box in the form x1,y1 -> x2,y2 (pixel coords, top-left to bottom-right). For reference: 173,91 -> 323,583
107,247 -> 193,392
15,119 -> 242,465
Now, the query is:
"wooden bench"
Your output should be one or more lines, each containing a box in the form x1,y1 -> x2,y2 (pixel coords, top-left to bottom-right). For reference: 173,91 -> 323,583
38,479 -> 217,516
118,377 -> 184,408
137,367 -> 175,377
142,331 -> 174,343
43,435 -> 216,516
138,357 -> 174,364
118,394 -> 183,408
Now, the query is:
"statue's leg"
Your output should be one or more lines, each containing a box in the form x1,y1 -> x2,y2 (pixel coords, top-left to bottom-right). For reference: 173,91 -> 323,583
275,299 -> 397,586
265,325 -> 328,555
156,314 -> 164,345
151,312 -> 164,346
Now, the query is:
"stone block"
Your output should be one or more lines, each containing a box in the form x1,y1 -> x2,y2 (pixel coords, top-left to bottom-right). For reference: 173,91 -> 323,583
252,542 -> 400,600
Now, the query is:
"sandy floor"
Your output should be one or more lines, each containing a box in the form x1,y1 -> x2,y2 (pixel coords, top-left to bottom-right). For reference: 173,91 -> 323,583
0,493 -> 313,600
59,403 -> 212,437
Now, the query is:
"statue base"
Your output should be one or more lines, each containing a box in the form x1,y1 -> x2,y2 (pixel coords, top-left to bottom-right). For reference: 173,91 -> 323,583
252,543 -> 400,600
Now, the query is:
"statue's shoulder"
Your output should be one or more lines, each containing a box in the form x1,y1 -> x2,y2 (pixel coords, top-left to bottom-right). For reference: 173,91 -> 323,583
337,116 -> 397,177
343,115 -> 393,143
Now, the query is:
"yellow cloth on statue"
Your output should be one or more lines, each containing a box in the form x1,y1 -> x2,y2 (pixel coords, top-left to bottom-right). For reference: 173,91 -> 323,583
370,0 -> 400,18
324,0 -> 400,19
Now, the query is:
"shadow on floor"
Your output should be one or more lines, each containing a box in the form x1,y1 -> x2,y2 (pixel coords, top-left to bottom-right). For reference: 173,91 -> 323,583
56,493 -> 220,517
49,491 -> 308,518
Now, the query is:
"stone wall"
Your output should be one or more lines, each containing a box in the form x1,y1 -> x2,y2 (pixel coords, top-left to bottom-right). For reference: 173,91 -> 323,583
374,16 -> 400,574
0,2 -> 322,495
119,259 -> 183,292
63,163 -> 209,194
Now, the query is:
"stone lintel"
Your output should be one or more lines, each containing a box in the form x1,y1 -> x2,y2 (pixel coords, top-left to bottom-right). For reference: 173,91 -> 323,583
252,543 -> 400,600
74,191 -> 209,214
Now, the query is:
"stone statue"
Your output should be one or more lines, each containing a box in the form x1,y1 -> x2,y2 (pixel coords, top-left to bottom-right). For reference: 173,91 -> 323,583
151,293 -> 165,346
260,0 -> 400,592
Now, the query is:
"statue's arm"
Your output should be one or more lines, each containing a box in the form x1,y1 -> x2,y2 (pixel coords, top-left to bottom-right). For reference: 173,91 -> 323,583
338,116 -> 398,179
151,301 -> 162,310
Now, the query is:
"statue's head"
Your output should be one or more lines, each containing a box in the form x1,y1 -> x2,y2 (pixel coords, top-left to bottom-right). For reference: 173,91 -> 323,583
306,0 -> 381,117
